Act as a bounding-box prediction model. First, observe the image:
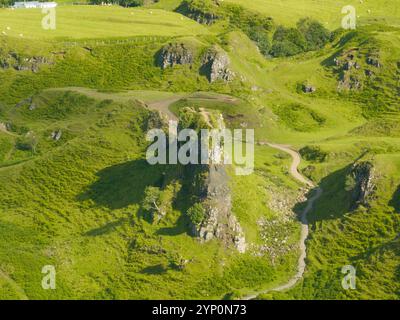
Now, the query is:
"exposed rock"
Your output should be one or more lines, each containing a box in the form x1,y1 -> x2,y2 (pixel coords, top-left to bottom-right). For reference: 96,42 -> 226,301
191,113 -> 246,253
349,161 -> 376,210
344,60 -> 355,70
193,164 -> 247,253
51,130 -> 62,141
333,48 -> 369,91
157,43 -> 193,69
0,51 -> 52,73
338,72 -> 362,91
367,56 -> 381,68
302,84 -> 316,93
201,47 -> 235,83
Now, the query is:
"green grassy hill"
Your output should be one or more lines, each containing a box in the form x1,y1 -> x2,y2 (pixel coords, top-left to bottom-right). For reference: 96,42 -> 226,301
223,0 -> 400,29
0,6 -> 208,39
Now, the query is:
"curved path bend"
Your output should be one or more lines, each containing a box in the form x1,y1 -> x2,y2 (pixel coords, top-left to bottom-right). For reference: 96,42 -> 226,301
243,142 -> 323,300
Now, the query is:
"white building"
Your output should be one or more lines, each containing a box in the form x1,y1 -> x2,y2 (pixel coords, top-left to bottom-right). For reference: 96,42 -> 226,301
12,2 -> 58,9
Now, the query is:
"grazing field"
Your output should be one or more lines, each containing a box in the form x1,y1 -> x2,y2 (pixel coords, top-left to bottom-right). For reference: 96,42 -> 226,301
223,0 -> 400,29
0,6 -> 209,40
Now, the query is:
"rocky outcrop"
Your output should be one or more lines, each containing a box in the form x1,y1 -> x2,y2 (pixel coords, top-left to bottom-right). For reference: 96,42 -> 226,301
193,164 -> 247,253
51,130 -> 62,141
0,51 -> 51,73
334,48 -> 382,91
366,55 -> 382,68
349,161 -> 376,210
157,43 -> 194,69
201,47 -> 235,83
335,48 -> 363,91
190,113 -> 246,253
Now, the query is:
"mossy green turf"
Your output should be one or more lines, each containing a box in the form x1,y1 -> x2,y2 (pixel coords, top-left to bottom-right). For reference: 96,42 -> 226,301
0,6 -> 208,40
0,90 -> 300,299
0,1 -> 400,299
223,0 -> 400,29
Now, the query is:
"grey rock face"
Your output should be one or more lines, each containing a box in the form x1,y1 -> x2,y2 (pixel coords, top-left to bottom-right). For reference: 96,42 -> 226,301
350,161 -> 375,210
202,48 -> 235,83
158,43 -> 193,69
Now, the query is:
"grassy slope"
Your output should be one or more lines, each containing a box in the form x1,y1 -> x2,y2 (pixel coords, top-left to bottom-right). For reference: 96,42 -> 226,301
0,6 -> 208,39
223,0 -> 400,29
0,2 -> 399,299
0,88 -> 302,299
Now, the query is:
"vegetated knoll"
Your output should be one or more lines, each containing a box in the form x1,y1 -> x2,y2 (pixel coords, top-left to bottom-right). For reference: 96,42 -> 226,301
0,87 -> 292,298
325,27 -> 400,118
279,151 -> 400,300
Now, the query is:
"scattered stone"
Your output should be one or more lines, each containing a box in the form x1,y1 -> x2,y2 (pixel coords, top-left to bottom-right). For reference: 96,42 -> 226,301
0,51 -> 52,73
367,56 -> 381,68
191,114 -> 246,253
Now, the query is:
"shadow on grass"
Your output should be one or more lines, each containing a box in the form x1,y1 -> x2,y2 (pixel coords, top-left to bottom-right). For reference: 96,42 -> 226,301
293,164 -> 353,223
156,214 -> 188,236
140,264 -> 168,275
84,217 -> 127,237
77,159 -> 167,210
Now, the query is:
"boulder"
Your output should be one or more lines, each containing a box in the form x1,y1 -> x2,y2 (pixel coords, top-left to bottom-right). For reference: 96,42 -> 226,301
201,47 -> 235,83
0,52 -> 51,72
157,43 -> 193,69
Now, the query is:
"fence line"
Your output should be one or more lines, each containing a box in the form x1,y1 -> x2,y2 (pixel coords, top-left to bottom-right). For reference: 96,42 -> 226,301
61,35 -> 179,47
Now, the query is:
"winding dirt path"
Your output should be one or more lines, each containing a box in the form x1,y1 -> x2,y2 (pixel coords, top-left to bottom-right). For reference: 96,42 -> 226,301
243,143 -> 323,300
